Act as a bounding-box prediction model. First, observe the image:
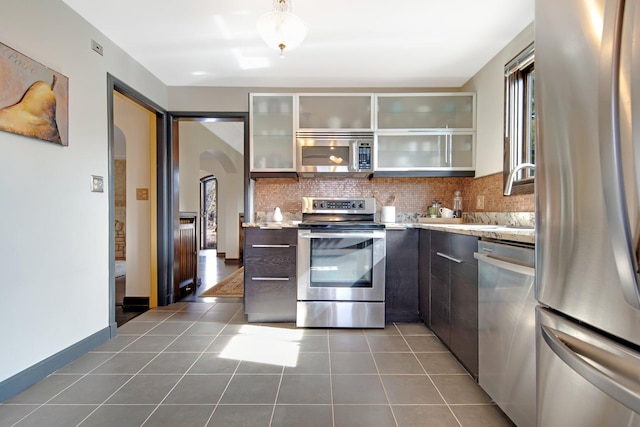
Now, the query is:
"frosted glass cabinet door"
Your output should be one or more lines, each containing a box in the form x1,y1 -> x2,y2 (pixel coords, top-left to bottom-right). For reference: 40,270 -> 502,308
298,94 -> 373,130
376,133 -> 474,170
250,94 -> 295,171
376,94 -> 475,130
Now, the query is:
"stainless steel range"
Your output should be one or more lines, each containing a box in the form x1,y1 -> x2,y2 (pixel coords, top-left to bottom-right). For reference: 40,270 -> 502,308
296,197 -> 386,328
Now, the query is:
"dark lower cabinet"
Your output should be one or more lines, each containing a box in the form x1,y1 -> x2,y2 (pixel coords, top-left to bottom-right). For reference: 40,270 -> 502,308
429,230 -> 479,379
418,229 -> 431,323
385,228 -> 419,323
243,227 -> 297,322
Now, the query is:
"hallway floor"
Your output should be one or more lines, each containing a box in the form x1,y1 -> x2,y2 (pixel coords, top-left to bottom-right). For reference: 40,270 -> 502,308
178,249 -> 242,303
0,300 -> 514,427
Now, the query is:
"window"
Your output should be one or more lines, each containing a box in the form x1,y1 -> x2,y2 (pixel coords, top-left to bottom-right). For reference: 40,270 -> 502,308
504,43 -> 535,195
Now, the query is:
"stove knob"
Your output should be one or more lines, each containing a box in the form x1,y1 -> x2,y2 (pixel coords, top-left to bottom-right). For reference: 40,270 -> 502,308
312,201 -> 318,209
359,202 -> 364,209
319,202 -> 325,209
350,202 -> 357,209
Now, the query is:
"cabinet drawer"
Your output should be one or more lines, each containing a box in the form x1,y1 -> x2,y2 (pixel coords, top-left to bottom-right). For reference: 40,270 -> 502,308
244,246 -> 296,279
245,228 -> 297,246
244,278 -> 296,313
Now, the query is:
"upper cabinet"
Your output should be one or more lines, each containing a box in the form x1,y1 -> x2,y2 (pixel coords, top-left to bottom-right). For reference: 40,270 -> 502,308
298,94 -> 374,130
248,92 -> 476,177
249,94 -> 296,173
374,93 -> 476,176
376,93 -> 475,131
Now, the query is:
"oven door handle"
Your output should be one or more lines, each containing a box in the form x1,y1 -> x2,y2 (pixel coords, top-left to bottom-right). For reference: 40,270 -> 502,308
298,231 -> 386,239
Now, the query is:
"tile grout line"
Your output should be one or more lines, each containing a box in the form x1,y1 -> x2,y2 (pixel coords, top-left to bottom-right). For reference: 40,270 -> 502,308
144,304 -> 244,427
365,323 -> 401,427
77,306 -> 211,427
402,326 -> 465,427
267,365 -> 286,427
10,308 -> 192,427
327,331 -> 335,427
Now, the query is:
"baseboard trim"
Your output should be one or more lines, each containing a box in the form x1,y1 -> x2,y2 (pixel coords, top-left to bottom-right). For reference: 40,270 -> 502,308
224,258 -> 241,264
122,296 -> 149,312
0,326 -> 111,402
216,252 -> 226,258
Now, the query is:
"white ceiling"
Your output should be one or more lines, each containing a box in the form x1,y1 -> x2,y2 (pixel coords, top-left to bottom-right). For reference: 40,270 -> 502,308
62,0 -> 534,88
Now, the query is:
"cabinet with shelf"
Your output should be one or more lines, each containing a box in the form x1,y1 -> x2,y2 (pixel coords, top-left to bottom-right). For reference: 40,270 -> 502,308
374,93 -> 476,176
430,230 -> 479,379
385,228 -> 419,323
376,133 -> 474,171
249,94 -> 295,173
297,94 -> 373,130
243,227 -> 297,322
376,93 -> 475,131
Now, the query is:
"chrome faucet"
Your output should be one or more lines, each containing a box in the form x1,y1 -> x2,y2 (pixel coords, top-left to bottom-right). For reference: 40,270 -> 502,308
504,163 -> 535,195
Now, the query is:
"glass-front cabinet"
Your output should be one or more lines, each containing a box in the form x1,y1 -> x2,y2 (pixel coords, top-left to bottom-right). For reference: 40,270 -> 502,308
298,94 -> 373,130
374,93 -> 476,175
376,133 -> 475,170
376,93 -> 475,131
250,94 -> 295,172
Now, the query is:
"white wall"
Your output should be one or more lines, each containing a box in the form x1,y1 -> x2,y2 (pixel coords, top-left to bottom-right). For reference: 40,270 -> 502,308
463,23 -> 535,178
179,122 -> 243,259
114,93 -> 154,298
0,0 -> 166,382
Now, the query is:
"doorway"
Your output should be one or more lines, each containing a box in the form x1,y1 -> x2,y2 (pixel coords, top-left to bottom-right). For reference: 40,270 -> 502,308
169,112 -> 248,301
201,175 -> 217,250
107,75 -> 168,334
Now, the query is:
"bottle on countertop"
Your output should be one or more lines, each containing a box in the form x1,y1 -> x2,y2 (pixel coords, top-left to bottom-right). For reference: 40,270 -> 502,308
453,191 -> 463,218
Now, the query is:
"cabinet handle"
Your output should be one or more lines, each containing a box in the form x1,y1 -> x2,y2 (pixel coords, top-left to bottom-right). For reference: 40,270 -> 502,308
251,277 -> 290,281
251,244 -> 291,248
436,252 -> 463,263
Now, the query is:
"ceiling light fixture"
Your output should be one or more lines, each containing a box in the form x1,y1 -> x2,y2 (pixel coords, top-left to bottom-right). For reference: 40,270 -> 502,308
257,0 -> 307,58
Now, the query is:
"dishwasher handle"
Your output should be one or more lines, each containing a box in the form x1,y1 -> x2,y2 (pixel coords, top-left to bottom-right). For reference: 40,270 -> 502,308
474,252 -> 535,277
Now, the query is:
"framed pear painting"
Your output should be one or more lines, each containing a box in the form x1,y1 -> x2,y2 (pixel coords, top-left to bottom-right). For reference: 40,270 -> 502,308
0,42 -> 68,146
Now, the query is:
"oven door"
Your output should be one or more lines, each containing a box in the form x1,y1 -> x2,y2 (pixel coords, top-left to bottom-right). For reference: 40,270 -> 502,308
297,229 -> 386,301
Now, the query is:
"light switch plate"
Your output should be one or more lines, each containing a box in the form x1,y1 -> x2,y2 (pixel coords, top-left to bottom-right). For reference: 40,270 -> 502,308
476,195 -> 485,210
90,175 -> 104,193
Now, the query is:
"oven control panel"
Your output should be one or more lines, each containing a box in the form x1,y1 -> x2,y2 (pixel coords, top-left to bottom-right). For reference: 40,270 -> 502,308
302,197 -> 375,214
313,199 -> 365,210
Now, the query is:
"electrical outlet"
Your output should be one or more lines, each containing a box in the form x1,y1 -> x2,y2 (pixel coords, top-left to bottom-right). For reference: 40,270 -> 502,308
476,195 -> 485,210
91,39 -> 103,56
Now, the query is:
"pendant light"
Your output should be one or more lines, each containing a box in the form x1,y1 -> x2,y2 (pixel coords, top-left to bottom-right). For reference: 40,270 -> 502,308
257,0 -> 308,58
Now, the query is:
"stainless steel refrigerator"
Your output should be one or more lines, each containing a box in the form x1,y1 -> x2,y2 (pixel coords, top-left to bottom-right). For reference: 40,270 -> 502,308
536,0 -> 640,425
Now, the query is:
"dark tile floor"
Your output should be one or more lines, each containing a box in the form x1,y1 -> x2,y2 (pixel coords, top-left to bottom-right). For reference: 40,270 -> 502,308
0,300 -> 514,427
115,249 -> 241,326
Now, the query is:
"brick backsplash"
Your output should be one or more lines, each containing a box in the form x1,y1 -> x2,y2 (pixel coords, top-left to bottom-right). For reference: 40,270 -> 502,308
254,172 -> 534,216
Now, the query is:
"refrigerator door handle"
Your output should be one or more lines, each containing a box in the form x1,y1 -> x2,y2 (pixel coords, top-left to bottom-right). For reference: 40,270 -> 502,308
599,0 -> 640,310
540,323 -> 640,414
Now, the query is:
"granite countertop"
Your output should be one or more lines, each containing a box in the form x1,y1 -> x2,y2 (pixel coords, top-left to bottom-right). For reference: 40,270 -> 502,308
411,223 -> 535,245
243,221 -> 301,228
244,221 -> 535,244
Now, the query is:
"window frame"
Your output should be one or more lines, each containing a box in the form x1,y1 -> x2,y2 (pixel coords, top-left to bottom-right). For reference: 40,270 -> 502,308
503,43 -> 535,196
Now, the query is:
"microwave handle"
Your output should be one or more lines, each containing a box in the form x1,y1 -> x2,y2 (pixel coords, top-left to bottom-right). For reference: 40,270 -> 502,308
351,141 -> 358,171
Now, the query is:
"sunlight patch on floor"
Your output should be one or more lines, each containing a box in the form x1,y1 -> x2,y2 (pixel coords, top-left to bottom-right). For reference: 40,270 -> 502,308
219,324 -> 302,367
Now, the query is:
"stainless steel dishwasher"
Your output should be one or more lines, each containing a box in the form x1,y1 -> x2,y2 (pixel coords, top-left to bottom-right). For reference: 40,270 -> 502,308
474,240 -> 535,427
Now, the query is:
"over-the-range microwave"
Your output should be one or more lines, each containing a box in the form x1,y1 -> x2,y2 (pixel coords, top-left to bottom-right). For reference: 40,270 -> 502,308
296,131 -> 374,178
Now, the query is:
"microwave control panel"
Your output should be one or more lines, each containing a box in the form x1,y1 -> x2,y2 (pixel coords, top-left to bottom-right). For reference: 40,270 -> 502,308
358,142 -> 372,170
